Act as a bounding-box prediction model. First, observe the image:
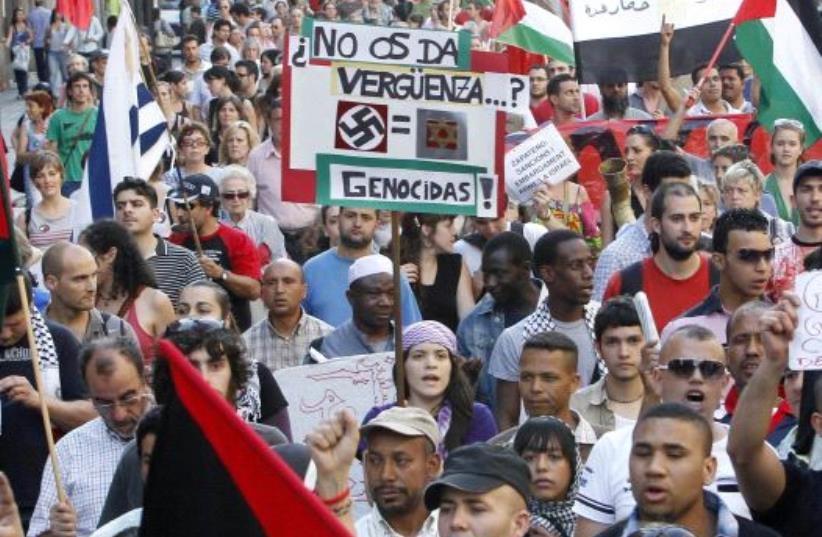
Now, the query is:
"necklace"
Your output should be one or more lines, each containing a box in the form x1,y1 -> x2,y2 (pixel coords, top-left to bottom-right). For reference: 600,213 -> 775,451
608,391 -> 644,404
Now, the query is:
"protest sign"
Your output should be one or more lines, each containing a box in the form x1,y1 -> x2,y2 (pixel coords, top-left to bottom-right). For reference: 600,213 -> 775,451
273,352 -> 396,516
504,122 -> 580,203
282,21 -> 521,217
790,271 -> 822,370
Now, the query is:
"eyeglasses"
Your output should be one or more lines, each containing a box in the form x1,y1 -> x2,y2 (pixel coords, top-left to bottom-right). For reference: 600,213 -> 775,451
166,318 -> 225,336
735,247 -> 774,264
93,393 -> 152,416
180,140 -> 208,148
222,191 -> 250,200
628,527 -> 696,537
658,358 -> 726,379
529,76 -> 547,82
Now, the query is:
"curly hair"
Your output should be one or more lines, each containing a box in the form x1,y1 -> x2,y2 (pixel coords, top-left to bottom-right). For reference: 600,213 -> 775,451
80,219 -> 157,299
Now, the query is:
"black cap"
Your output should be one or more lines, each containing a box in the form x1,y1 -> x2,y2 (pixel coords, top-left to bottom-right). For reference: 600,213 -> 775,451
168,174 -> 219,203
89,49 -> 109,62
598,67 -> 629,85
793,160 -> 822,190
423,444 -> 531,510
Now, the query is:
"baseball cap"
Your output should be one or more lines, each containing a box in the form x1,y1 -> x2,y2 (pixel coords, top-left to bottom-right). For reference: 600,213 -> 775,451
793,160 -> 822,190
348,254 -> 393,286
423,443 -> 531,510
360,406 -> 440,448
168,174 -> 220,203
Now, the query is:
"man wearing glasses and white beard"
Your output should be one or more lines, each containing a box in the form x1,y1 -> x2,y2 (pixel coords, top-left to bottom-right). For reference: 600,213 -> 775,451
573,325 -> 752,537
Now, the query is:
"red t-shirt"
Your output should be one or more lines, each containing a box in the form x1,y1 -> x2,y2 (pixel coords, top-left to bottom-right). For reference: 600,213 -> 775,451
531,99 -> 554,125
603,255 -> 713,332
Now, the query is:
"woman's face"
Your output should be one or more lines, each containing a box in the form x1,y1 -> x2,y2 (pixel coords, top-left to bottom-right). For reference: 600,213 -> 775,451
218,102 -> 241,129
34,164 -> 63,198
783,370 -> 803,416
624,134 -> 654,179
243,44 -> 260,61
156,84 -> 172,103
405,342 -> 452,403
26,100 -> 44,121
260,54 -> 273,75
220,176 -> 251,216
174,79 -> 189,99
771,129 -> 803,168
699,189 -> 717,233
521,440 -> 573,502
225,129 -> 250,163
177,286 -> 225,321
712,155 -> 734,184
722,179 -> 759,210
323,206 -> 341,246
425,219 -> 456,254
324,2 -> 338,19
14,9 -> 25,23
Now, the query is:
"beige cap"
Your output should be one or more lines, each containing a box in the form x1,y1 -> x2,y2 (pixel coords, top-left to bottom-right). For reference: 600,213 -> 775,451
360,406 -> 441,448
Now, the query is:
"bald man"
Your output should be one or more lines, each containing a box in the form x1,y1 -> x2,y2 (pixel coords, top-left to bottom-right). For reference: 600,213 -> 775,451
42,242 -> 138,345
243,259 -> 333,372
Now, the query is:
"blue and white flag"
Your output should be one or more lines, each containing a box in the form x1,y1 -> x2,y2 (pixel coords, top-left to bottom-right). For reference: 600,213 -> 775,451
74,0 -> 169,223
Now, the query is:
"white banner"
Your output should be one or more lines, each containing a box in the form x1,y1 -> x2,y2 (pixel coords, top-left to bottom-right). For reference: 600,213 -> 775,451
789,270 -> 822,370
504,123 -> 580,203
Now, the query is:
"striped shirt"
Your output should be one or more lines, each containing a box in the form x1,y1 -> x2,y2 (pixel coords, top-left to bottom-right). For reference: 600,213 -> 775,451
27,418 -> 131,537
146,236 -> 207,307
26,200 -> 84,249
243,309 -> 333,372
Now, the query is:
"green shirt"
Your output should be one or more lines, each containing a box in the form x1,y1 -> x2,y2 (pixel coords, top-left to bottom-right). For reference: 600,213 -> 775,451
764,172 -> 800,226
46,106 -> 98,183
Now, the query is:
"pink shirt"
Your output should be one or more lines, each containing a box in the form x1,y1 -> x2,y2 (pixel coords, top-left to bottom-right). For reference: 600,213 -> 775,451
246,139 -> 320,231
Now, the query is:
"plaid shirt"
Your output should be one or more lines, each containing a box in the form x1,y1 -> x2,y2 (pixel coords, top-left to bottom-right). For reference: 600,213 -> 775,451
243,309 -> 333,372
28,418 -> 130,537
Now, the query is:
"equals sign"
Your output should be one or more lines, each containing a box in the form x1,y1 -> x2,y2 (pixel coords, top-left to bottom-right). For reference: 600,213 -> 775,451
391,115 -> 411,135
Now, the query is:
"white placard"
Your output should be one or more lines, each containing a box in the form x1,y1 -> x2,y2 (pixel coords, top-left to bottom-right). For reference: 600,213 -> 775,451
790,271 -> 822,370
504,123 -> 580,203
273,353 -> 397,516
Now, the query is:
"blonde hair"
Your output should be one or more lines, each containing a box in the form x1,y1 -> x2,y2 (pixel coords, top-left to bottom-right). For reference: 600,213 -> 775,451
723,159 -> 765,192
218,121 -> 259,165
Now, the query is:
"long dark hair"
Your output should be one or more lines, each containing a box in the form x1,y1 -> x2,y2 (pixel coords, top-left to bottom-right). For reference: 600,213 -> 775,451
393,346 -> 474,452
793,370 -> 822,456
80,219 -> 157,299
398,212 -> 454,267
514,416 -> 578,478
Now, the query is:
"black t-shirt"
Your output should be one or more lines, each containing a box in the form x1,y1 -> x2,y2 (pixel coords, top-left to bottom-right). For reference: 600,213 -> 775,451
256,362 -> 287,422
753,460 -> 822,537
596,516 -> 780,537
0,321 -> 86,525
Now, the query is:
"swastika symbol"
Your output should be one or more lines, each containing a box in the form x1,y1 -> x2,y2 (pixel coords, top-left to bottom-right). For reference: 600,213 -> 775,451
337,105 -> 386,151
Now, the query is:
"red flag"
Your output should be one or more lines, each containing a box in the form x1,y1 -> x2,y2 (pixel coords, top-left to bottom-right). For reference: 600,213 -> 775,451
140,340 -> 351,536
732,0 -> 776,25
490,0 -> 526,38
55,0 -> 93,31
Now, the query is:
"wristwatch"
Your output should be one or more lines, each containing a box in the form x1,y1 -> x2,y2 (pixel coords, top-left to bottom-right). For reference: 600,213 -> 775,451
220,271 -> 229,282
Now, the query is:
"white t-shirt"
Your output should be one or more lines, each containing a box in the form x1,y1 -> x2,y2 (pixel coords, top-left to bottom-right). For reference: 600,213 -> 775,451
454,221 -> 547,275
574,423 -> 751,524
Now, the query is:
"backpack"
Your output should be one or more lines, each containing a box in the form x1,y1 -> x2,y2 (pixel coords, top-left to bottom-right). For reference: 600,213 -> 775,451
618,258 -> 720,296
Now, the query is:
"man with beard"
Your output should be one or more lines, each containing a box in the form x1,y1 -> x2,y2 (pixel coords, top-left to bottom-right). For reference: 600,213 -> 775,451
588,69 -> 652,121
548,73 -> 582,126
603,182 -> 717,333
661,209 -> 772,345
357,406 -> 442,537
303,207 -> 421,328
27,337 -> 152,537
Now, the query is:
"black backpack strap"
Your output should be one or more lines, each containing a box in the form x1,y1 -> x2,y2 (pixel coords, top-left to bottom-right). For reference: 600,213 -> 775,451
708,258 -> 721,287
510,221 -> 524,236
619,261 -> 644,296
100,312 -> 111,337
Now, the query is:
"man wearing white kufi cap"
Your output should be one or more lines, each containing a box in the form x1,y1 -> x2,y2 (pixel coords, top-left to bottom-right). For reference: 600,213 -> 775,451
307,254 -> 399,359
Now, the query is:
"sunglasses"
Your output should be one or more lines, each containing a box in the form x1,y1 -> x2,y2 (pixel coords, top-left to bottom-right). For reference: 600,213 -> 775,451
657,358 -> 726,379
173,200 -> 199,209
735,248 -> 774,264
166,318 -> 225,336
627,124 -> 656,136
222,191 -> 250,200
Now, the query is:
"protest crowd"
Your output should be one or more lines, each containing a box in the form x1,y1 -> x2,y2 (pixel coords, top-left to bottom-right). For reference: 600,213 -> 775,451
0,0 -> 821,536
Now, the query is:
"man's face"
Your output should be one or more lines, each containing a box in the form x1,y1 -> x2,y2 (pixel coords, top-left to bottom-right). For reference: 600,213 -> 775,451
653,195 -> 702,262
540,239 -> 594,306
600,82 -> 627,99
481,249 -> 528,307
716,230 -> 772,300
268,107 -> 283,145
438,486 -> 529,537
235,66 -> 256,93
596,325 -> 644,383
547,60 -> 571,78
706,123 -> 737,152
630,418 -> 715,524
364,432 -> 438,519
87,350 -> 148,439
214,24 -> 230,43
338,208 -> 378,249
550,80 -> 581,115
69,79 -> 92,105
726,312 -> 766,390
712,155 -> 734,183
172,200 -> 211,233
658,334 -> 728,421
795,176 -> 822,229
92,57 -> 107,77
529,68 -> 548,99
348,273 -> 394,330
115,190 -> 159,235
0,310 -> 28,347
261,262 -> 306,317
187,348 -> 232,401
473,217 -> 506,240
47,248 -> 98,312
519,349 -> 579,418
719,68 -> 743,102
271,19 -> 284,37
183,40 -> 200,62
698,67 -> 722,103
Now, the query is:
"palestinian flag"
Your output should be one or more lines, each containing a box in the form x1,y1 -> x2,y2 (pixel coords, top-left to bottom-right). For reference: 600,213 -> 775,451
491,0 -> 575,65
568,1 -> 741,83
733,0 -> 822,147
0,137 -> 19,325
55,0 -> 93,31
140,340 -> 351,537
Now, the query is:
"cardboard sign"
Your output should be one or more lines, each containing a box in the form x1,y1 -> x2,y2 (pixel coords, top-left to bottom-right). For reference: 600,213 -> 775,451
283,22 -> 514,217
273,353 -> 396,516
790,271 -> 822,370
504,123 -> 580,203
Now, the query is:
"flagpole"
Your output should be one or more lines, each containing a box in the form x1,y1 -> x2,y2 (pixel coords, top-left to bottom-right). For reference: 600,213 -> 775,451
391,212 -> 405,406
686,20 -> 736,108
16,272 -> 67,504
